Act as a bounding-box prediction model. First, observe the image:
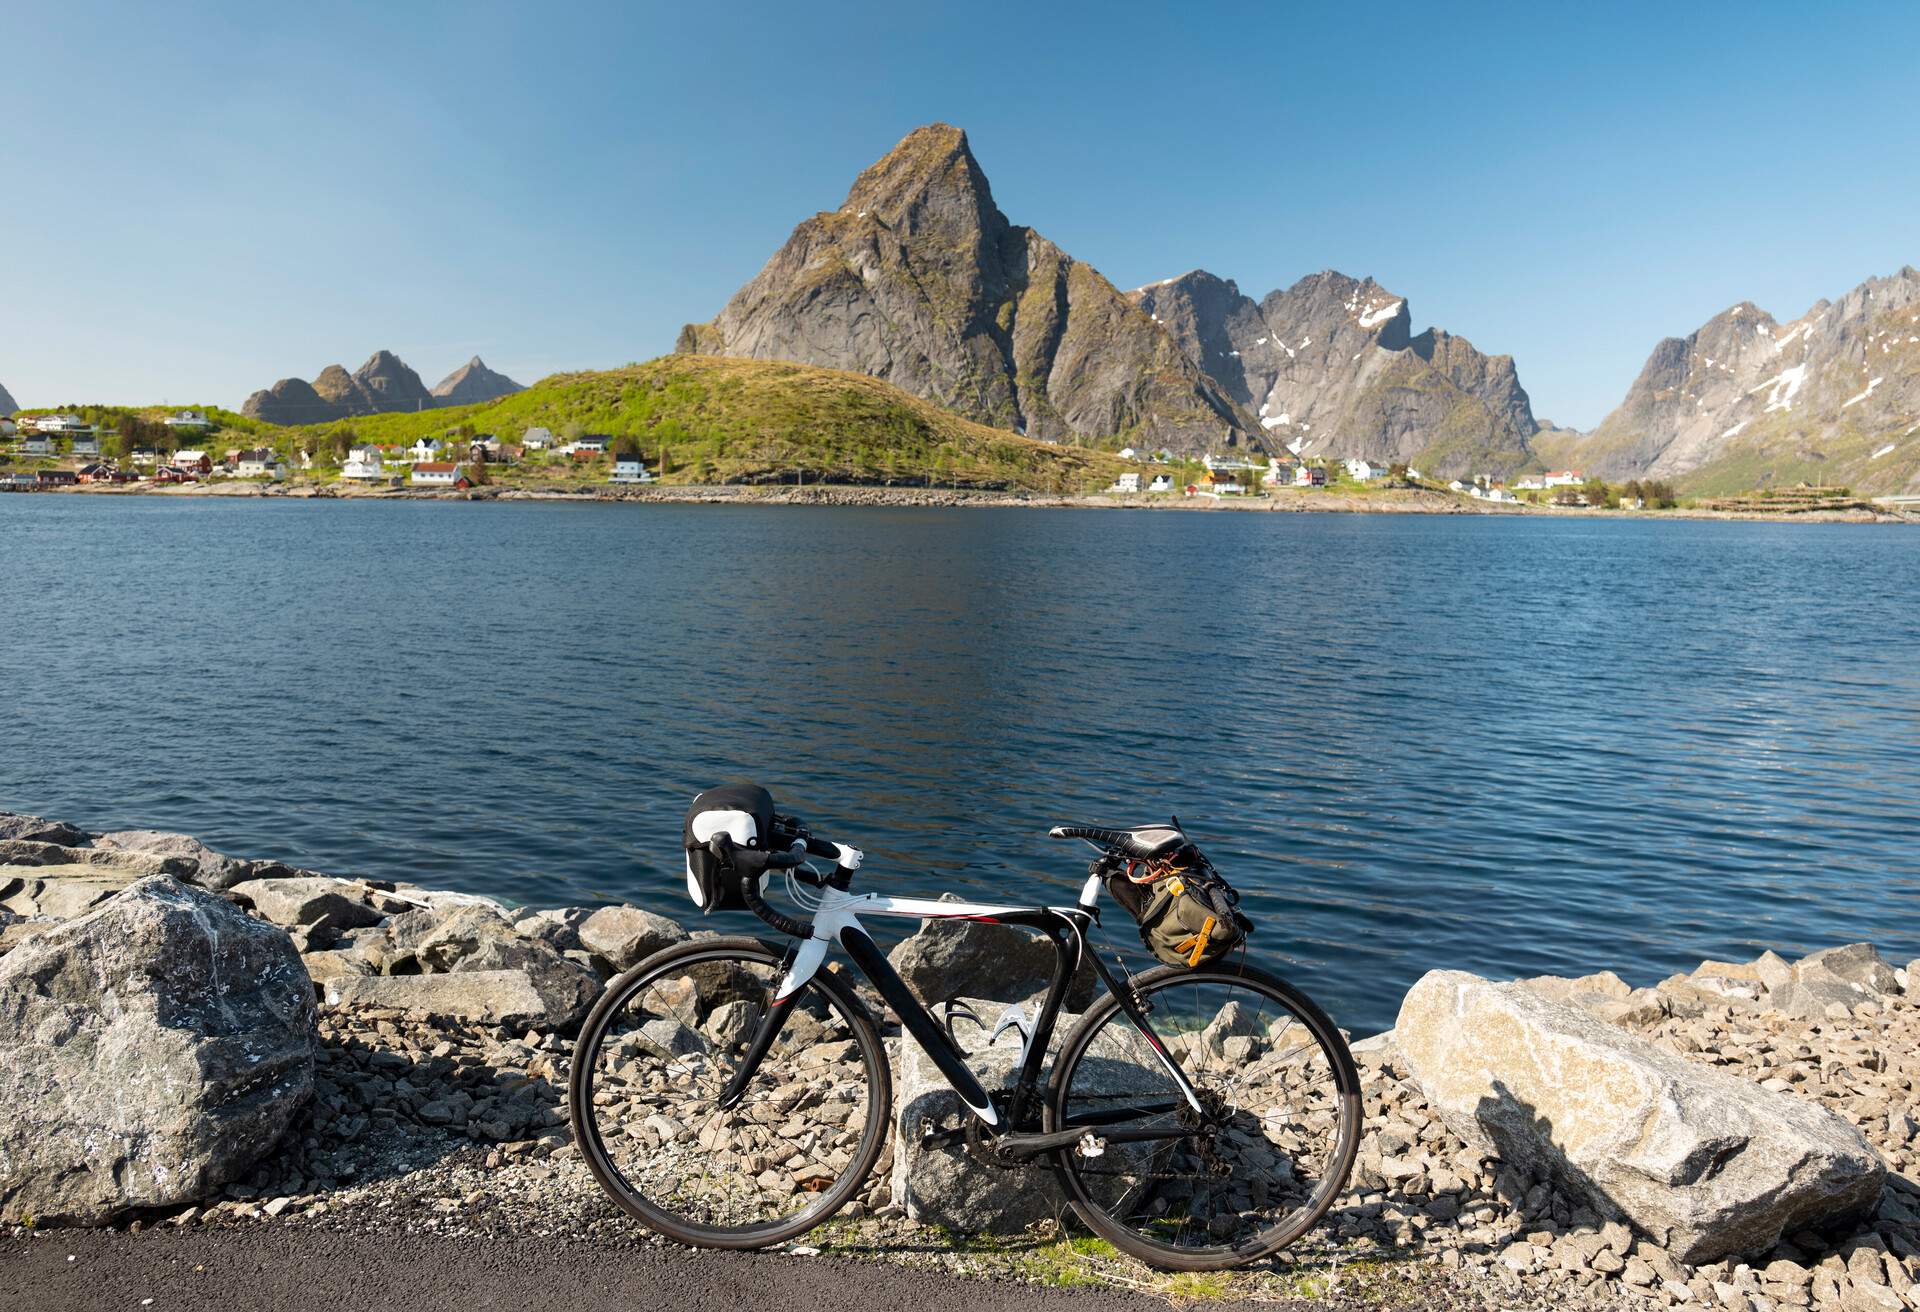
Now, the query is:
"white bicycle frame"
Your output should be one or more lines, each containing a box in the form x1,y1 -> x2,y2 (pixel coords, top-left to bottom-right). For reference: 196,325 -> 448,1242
764,872 -> 1204,1128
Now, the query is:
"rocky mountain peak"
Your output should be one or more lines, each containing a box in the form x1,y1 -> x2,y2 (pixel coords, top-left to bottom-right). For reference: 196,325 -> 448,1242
678,125 -> 1257,454
839,123 -> 1001,243
0,379 -> 17,415
431,355 -> 525,405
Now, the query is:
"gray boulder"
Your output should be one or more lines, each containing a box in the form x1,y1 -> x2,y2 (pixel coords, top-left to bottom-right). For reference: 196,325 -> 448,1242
230,876 -> 382,931
1396,970 -> 1884,1263
891,994 -> 1074,1232
412,904 -> 597,1029
0,812 -> 86,846
576,905 -> 688,972
92,830 -> 252,890
1,851 -> 180,921
322,970 -> 552,1027
886,894 -> 1093,1007
0,876 -> 315,1225
1795,943 -> 1903,997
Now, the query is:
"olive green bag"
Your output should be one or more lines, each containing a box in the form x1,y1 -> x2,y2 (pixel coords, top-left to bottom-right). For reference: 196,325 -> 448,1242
1104,844 -> 1252,968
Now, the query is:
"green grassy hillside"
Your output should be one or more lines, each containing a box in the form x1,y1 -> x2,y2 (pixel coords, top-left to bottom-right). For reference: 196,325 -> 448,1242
287,356 -> 1129,491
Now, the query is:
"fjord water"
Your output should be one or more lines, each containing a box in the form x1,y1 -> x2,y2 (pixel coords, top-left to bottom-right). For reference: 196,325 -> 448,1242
3,497 -> 1916,1033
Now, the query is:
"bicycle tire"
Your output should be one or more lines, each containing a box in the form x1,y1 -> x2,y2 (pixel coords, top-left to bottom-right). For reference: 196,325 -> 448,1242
1044,960 -> 1362,1270
569,935 -> 893,1249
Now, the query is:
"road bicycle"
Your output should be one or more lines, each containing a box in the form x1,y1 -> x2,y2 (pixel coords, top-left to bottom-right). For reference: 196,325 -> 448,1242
568,788 -> 1362,1270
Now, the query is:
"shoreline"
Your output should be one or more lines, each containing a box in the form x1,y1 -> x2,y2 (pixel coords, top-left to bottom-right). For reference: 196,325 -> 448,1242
8,479 -> 1914,524
4,811 -> 1918,1312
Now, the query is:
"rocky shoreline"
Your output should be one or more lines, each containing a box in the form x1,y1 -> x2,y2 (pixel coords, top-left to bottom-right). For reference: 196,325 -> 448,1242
3,811 -> 1916,1310
20,479 -> 1914,523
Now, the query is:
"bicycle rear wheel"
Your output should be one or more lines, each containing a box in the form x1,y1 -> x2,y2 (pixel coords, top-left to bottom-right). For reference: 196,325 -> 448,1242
568,936 -> 891,1248
1045,961 -> 1361,1270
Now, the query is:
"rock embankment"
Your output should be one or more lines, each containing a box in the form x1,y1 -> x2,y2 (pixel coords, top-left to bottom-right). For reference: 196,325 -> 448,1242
2,809 -> 1916,1312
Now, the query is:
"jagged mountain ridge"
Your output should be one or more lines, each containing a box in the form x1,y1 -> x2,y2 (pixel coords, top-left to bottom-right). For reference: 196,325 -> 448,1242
1574,267 -> 1920,494
0,380 -> 17,415
242,352 -> 520,424
1131,270 -> 1539,478
677,124 -> 1257,454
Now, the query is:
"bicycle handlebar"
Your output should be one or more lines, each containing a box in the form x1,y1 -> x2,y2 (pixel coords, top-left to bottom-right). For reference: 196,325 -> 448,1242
707,834 -> 842,938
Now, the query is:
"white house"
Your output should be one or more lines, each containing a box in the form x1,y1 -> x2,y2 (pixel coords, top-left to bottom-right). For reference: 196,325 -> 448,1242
1470,484 -> 1518,503
410,462 -> 466,487
341,445 -> 384,479
235,449 -> 285,480
1147,473 -> 1174,493
163,410 -> 211,430
1343,457 -> 1384,481
1406,467 -> 1425,482
1111,471 -> 1141,493
22,434 -> 54,456
408,437 -> 445,464
130,446 -> 157,466
1543,469 -> 1585,488
565,435 -> 610,456
609,455 -> 653,484
1117,447 -> 1137,460
1513,475 -> 1547,491
522,427 -> 553,450
70,434 -> 102,456
1202,453 -> 1259,473
33,413 -> 89,434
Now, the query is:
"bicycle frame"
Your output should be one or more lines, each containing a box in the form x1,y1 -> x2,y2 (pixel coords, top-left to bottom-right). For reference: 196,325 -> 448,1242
716,875 -> 1206,1154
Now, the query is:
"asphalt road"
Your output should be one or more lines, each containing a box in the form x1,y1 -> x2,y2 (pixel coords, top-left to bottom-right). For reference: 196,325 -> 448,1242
0,1227 -> 1332,1312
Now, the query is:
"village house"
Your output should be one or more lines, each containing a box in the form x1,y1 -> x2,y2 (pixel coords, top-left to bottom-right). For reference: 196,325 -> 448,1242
163,410 -> 211,430
1117,447 -> 1137,460
1543,469 -> 1585,488
1470,483 -> 1519,503
235,449 -> 286,480
1343,457 -> 1385,481
3,472 -> 38,490
22,434 -> 55,456
129,446 -> 157,466
564,435 -> 611,458
1147,473 -> 1174,493
1111,471 -> 1141,493
522,426 -> 553,450
1204,469 -> 1245,495
609,455 -> 653,484
341,445 -> 385,480
70,433 -> 102,456
76,463 -> 113,482
1295,465 -> 1327,487
407,437 -> 445,464
1513,475 -> 1547,491
153,466 -> 190,484
32,413 -> 90,434
173,450 -> 212,476
36,469 -> 78,487
410,462 -> 469,488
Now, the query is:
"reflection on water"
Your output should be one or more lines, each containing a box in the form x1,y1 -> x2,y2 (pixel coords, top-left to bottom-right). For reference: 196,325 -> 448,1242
1,497 -> 1916,1032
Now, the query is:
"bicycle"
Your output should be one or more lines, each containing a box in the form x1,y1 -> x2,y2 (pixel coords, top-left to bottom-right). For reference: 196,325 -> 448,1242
568,788 -> 1362,1271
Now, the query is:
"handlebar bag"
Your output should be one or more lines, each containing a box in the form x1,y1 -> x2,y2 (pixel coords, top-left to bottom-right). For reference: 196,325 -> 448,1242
683,783 -> 776,913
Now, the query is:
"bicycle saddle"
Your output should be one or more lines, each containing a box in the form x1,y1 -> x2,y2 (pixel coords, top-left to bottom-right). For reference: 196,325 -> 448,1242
1048,822 -> 1187,859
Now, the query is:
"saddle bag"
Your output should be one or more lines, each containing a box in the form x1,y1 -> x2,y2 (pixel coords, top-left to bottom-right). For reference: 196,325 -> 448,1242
1104,841 -> 1252,968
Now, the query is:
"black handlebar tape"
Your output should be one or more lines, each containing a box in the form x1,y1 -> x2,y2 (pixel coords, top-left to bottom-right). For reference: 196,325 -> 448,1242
740,873 -> 812,939
803,835 -> 840,859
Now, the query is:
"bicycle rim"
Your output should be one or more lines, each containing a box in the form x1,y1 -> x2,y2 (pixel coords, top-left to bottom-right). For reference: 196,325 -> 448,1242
569,937 -> 891,1248
1046,962 -> 1362,1270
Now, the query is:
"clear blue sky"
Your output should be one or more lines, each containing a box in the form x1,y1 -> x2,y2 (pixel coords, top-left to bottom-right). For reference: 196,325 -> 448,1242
5,0 -> 1916,428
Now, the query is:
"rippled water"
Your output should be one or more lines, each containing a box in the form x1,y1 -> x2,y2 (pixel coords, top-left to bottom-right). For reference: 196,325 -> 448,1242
2,497 -> 1916,1032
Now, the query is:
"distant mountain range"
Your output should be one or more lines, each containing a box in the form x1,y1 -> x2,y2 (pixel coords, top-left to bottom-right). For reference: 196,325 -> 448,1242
241,352 -> 523,424
677,124 -> 1920,493
1558,267 -> 1920,495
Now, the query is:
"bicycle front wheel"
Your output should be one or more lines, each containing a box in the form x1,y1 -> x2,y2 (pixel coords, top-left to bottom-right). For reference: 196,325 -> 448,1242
1046,961 -> 1362,1270
568,936 -> 892,1249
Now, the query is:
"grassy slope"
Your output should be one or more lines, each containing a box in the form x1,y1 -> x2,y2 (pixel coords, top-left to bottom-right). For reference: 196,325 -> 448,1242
288,356 -> 1129,491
